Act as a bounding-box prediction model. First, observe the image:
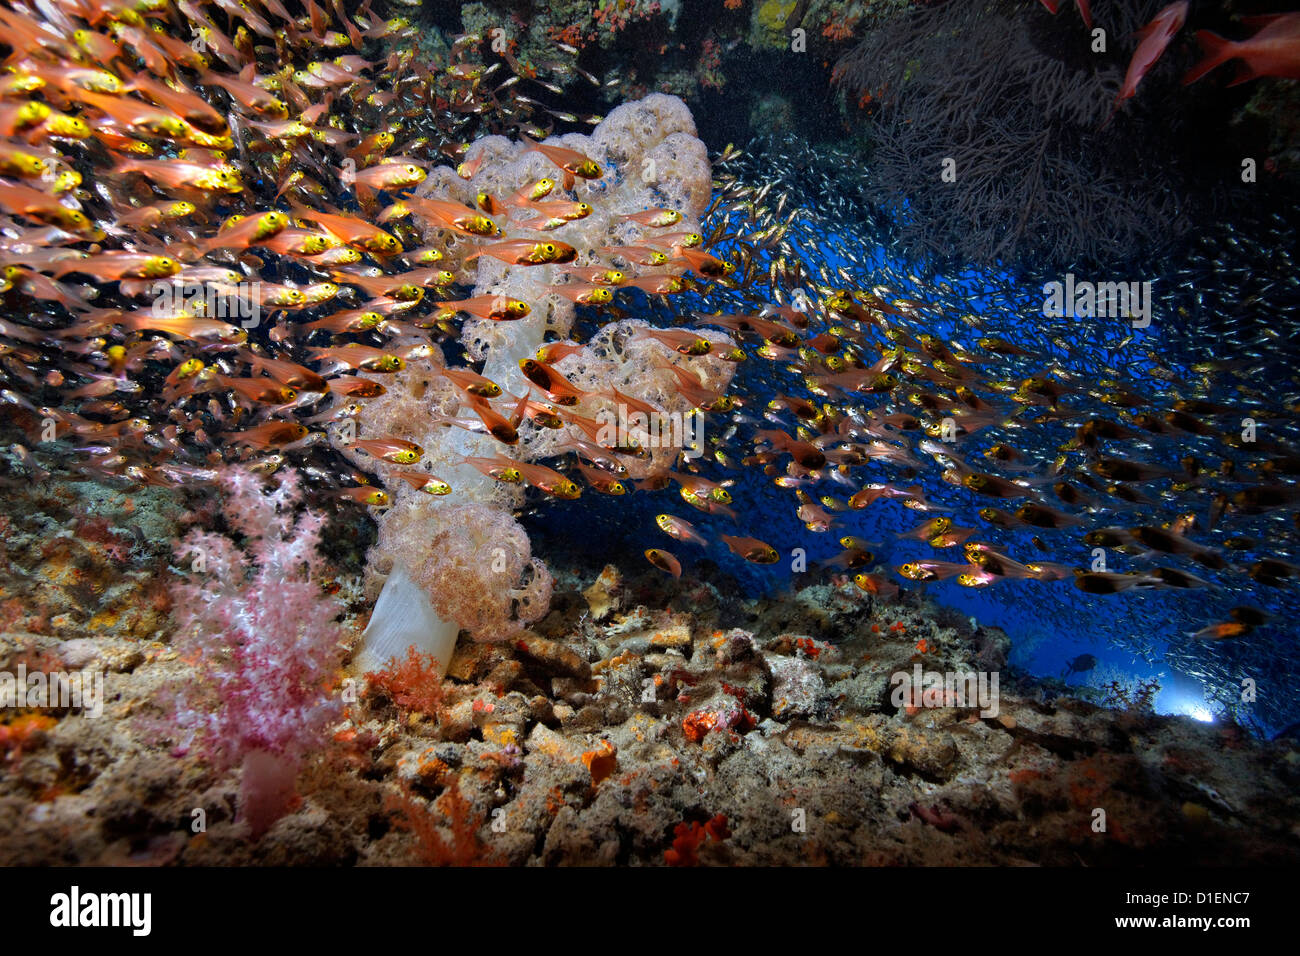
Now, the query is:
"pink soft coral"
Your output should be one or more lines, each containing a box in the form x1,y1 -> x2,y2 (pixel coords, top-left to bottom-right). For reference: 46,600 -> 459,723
169,467 -> 345,838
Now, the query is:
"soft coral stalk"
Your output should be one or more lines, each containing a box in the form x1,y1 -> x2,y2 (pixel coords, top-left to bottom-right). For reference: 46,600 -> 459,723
169,467 -> 345,838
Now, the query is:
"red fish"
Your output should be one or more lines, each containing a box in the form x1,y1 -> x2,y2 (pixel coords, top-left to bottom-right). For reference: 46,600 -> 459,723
719,534 -> 779,564
1110,2 -> 1188,120
644,548 -> 681,578
226,421 -> 310,448
520,134 -> 602,190
1037,0 -> 1091,30
1184,12 -> 1300,85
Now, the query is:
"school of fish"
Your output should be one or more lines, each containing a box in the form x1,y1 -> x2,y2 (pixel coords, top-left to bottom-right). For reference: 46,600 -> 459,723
0,0 -> 1297,713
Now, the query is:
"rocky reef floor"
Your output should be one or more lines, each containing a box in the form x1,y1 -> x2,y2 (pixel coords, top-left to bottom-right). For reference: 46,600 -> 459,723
1,474 -> 1298,866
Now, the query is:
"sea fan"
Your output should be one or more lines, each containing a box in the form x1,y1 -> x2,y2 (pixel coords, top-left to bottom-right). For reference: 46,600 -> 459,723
832,0 -> 1213,269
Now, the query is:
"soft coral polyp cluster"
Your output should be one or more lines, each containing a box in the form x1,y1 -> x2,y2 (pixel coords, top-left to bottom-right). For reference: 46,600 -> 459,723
369,500 -> 552,643
168,467 -> 346,837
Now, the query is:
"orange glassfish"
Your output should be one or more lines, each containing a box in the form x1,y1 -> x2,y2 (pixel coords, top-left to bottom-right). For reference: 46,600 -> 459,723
7,268 -> 90,311
719,534 -> 779,564
1014,503 -> 1085,529
124,69 -> 227,133
642,230 -> 704,252
963,544 -> 1039,579
520,134 -> 602,189
455,153 -> 485,179
668,472 -> 730,504
347,437 -> 423,464
519,400 -> 565,430
602,387 -> 663,420
346,161 -> 426,195
535,341 -> 585,363
825,547 -> 874,570
434,295 -> 530,321
1189,620 -> 1250,641
333,487 -> 391,507
962,472 -> 1034,498
508,177 -> 556,205
258,228 -> 338,257
562,439 -> 630,477
390,471 -> 452,496
247,354 -> 329,393
510,211 -> 590,235
436,366 -> 501,398
561,265 -> 626,285
214,375 -> 297,405
464,238 -> 577,265
115,199 -> 197,230
405,196 -> 501,237
112,155 -> 241,193
349,128 -> 396,162
465,393 -> 528,444
296,309 -> 385,336
306,345 -> 404,372
0,181 -> 102,237
200,211 -> 291,252
460,454 -> 524,483
474,191 -> 504,215
897,561 -> 975,583
70,89 -> 194,139
288,202 -> 401,255
199,66 -> 288,117
1022,562 -> 1076,582
520,198 -> 592,219
226,420 -> 310,448
956,570 -> 1000,588
656,514 -> 707,546
754,429 -> 827,470
117,23 -> 206,73
654,362 -> 730,412
645,548 -> 682,577
74,309 -> 246,342
0,137 -> 54,175
604,245 -> 670,266
702,312 -> 798,347
509,460 -> 581,498
52,251 -> 181,281
622,274 -> 684,295
622,208 -> 682,228
544,283 -> 613,305
796,495 -> 837,532
573,460 -> 626,494
162,357 -> 205,391
854,572 -> 900,600
328,269 -> 443,299
325,375 -> 385,398
1072,571 -> 1163,594
633,328 -> 713,356
518,358 -> 588,404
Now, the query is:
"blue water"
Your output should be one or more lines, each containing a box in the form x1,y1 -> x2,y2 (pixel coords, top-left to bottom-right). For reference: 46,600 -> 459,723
526,181 -> 1300,738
